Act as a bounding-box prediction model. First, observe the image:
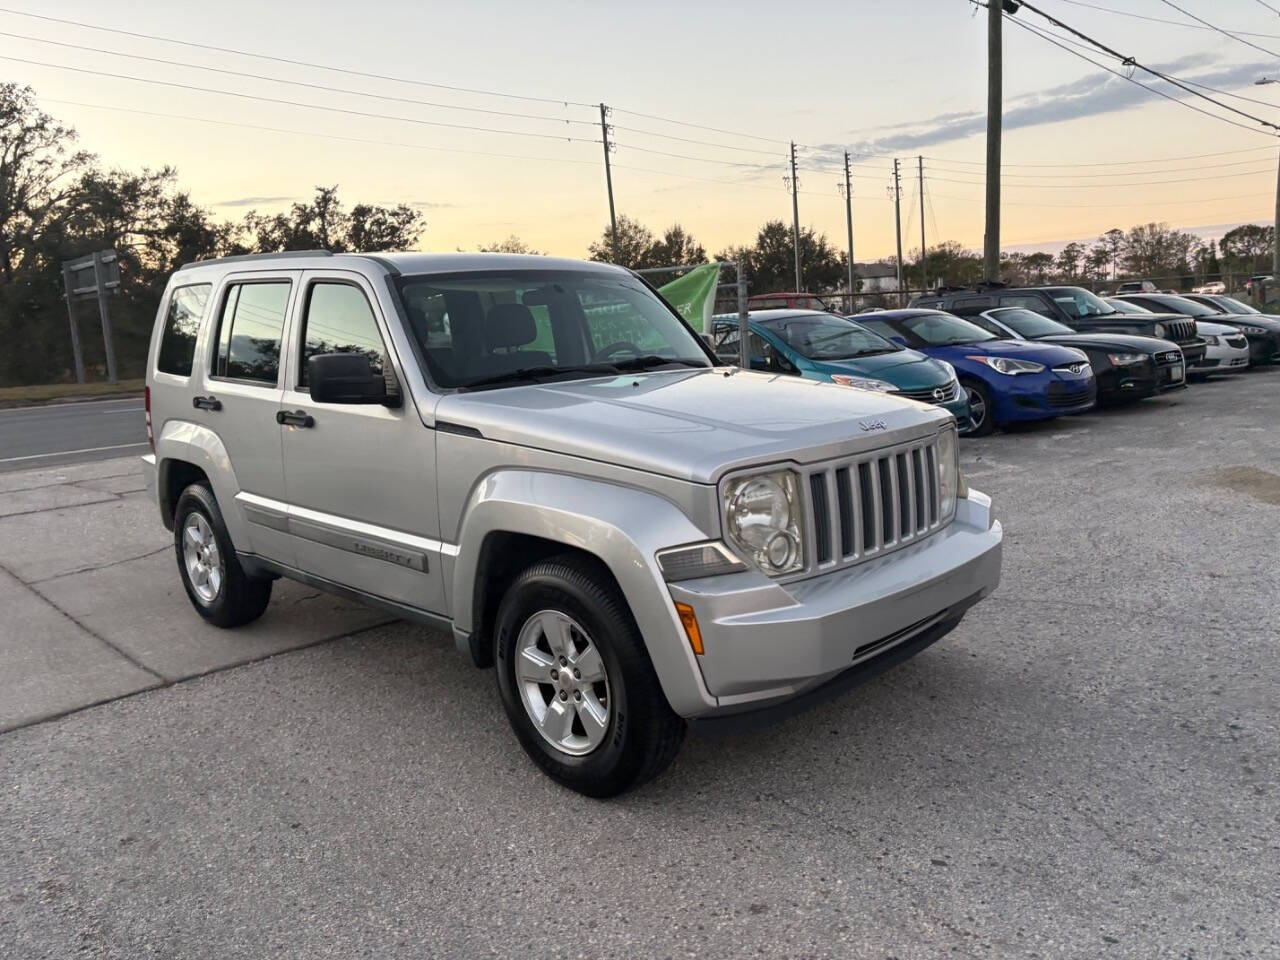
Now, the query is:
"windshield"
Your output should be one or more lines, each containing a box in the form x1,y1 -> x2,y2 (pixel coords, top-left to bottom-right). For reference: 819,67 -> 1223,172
763,314 -> 898,359
1217,295 -> 1259,314
394,269 -> 711,389
1107,299 -> 1152,314
900,312 -> 997,346
1146,295 -> 1216,317
990,308 -> 1073,338
1049,287 -> 1118,319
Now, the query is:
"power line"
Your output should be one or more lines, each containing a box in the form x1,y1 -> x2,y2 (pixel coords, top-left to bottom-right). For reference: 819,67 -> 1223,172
1155,0 -> 1280,58
929,189 -> 1273,208
924,155 -> 1279,178
0,5 -> 596,108
0,29 -> 599,129
1255,0 -> 1280,16
1012,0 -> 1280,131
608,123 -> 789,157
0,54 -> 602,144
922,144 -> 1278,167
925,164 -> 1276,187
1048,0 -> 1280,40
1004,12 -> 1279,136
607,106 -> 788,147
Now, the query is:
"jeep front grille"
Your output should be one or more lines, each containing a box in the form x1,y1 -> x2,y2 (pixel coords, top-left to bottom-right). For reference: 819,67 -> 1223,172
804,436 -> 946,574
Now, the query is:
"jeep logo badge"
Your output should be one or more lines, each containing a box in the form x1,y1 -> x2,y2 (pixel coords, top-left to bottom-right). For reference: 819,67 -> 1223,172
859,419 -> 888,432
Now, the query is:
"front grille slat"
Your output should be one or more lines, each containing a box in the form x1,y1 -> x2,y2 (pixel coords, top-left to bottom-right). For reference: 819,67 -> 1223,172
800,437 -> 951,578
893,381 -> 958,404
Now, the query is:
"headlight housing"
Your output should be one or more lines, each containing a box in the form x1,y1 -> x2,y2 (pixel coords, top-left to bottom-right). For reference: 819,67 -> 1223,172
967,355 -> 1045,376
937,425 -> 961,521
1153,322 -> 1167,338
1202,334 -> 1220,345
1107,352 -> 1146,365
829,375 -> 896,392
1234,323 -> 1266,335
723,470 -> 805,576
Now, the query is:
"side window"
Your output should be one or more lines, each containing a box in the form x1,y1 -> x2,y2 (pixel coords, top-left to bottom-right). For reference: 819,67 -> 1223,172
968,315 -> 1005,336
949,297 -> 992,318
713,326 -> 739,351
999,294 -> 1053,317
299,282 -> 387,387
156,284 -> 211,376
213,281 -> 291,384
858,319 -> 898,340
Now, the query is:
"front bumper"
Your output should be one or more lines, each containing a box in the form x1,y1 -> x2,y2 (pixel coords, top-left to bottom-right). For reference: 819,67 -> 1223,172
1192,339 -> 1250,373
1244,332 -> 1280,365
666,491 -> 1001,717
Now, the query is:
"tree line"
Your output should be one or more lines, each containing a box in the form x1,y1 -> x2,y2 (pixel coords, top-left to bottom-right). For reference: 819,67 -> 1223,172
3,82 -> 1274,386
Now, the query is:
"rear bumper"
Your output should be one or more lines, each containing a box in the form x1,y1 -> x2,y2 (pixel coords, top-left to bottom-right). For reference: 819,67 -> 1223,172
667,491 -> 1001,718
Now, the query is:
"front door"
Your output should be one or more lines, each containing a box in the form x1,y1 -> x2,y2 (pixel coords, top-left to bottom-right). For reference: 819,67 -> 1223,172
279,270 -> 445,615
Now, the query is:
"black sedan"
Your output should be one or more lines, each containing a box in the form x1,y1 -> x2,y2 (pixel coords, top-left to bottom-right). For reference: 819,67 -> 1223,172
972,307 -> 1186,403
1112,292 -> 1280,366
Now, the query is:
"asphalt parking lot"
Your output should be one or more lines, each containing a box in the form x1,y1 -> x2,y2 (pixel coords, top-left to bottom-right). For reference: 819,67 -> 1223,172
2,370 -> 1278,959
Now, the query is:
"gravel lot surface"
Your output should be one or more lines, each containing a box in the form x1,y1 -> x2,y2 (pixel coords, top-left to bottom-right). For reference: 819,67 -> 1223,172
2,370 -> 1278,959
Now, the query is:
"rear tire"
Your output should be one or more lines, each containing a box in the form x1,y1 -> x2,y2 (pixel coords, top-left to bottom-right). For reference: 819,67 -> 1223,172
961,379 -> 995,436
173,483 -> 272,628
494,554 -> 685,797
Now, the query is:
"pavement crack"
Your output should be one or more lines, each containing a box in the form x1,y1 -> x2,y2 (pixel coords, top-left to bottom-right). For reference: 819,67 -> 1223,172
26,544 -> 171,585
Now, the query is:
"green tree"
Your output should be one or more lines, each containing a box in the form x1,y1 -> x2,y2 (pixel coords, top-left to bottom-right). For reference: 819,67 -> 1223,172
587,214 -> 659,269
1023,252 -> 1054,283
1102,228 -> 1126,279
235,186 -> 422,253
1219,224 -> 1273,273
739,220 -> 844,293
648,223 -> 706,267
478,235 -> 542,254
1055,242 -> 1086,280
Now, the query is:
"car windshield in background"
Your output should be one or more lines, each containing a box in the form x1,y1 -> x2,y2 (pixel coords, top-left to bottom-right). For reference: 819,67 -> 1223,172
990,308 -> 1073,338
1148,296 -> 1217,317
1049,287 -> 1118,319
1217,296 -> 1260,314
900,312 -> 997,346
1106,299 -> 1151,315
763,315 -> 898,360
394,270 -> 710,389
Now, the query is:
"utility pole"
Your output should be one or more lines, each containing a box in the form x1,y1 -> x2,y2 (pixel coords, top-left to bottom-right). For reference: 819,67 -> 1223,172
1274,140 -> 1279,288
788,141 -> 802,292
599,103 -> 618,259
983,0 -> 1003,283
918,155 -> 928,294
839,151 -> 855,311
892,159 -> 905,306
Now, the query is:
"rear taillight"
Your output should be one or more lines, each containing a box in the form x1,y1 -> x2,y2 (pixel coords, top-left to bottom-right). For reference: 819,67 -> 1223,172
145,386 -> 154,452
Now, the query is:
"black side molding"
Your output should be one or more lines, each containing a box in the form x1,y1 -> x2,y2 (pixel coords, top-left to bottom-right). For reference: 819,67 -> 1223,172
435,421 -> 484,439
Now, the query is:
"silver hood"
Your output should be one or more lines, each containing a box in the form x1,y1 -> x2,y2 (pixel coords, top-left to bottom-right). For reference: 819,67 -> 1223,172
434,369 -> 950,483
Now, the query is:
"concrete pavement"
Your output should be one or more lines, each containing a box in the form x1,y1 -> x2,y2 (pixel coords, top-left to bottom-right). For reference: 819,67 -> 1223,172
0,398 -> 148,473
1,369 -> 1278,958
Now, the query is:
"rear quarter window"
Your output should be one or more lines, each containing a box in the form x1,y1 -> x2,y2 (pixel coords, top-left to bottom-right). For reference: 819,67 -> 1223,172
156,284 -> 212,376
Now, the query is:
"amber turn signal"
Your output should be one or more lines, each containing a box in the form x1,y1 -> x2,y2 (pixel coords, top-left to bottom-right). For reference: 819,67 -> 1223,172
674,602 -> 704,656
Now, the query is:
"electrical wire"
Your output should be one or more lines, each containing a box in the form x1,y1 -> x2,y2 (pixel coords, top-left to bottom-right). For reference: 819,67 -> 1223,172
1155,0 -> 1280,58
0,29 -> 598,129
1005,13 -> 1279,136
928,189 -> 1273,208
923,144 -> 1277,167
924,155 -> 1278,178
1255,0 -> 1280,16
0,5 -> 595,108
607,106 -> 788,147
607,123 -> 789,157
1048,0 -> 1280,40
0,54 -> 602,143
925,164 -> 1276,187
1012,1 -> 1280,131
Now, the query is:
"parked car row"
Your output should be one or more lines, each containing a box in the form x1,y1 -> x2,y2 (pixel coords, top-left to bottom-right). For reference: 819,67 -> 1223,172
717,282 -> 1275,438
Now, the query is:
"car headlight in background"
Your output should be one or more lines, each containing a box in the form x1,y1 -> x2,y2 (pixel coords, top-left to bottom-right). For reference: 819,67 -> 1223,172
1107,352 -> 1146,365
1201,335 -> 1220,345
1233,323 -> 1266,335
830,375 -> 896,391
723,470 -> 805,576
966,355 -> 1046,376
1153,323 -> 1167,338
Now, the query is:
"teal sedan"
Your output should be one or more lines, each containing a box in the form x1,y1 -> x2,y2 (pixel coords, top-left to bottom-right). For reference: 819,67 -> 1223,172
712,310 -> 971,428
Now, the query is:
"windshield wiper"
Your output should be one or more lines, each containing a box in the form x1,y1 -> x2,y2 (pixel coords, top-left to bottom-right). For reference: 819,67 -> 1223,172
610,355 -> 710,371
458,363 -> 620,391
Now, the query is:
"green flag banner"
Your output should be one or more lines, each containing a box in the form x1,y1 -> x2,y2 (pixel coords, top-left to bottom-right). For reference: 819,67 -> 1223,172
657,263 -> 721,334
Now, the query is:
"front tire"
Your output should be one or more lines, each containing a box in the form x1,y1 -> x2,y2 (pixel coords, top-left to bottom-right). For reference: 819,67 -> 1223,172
961,379 -> 995,436
173,483 -> 272,628
494,555 -> 685,797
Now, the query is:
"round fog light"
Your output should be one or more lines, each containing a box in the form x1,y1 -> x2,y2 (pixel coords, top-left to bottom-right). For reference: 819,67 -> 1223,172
764,531 -> 798,570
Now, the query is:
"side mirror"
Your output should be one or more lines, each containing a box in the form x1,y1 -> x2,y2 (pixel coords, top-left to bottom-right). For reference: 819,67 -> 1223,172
308,353 -> 394,405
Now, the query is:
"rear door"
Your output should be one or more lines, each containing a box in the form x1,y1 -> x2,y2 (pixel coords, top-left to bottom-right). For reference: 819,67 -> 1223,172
279,270 -> 444,614
199,271 -> 298,565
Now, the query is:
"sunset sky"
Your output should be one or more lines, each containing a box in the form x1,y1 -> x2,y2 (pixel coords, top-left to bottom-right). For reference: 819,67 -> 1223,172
4,0 -> 1278,260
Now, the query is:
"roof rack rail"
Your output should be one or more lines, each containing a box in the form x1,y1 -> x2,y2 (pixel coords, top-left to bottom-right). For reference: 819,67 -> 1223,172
177,250 -> 336,270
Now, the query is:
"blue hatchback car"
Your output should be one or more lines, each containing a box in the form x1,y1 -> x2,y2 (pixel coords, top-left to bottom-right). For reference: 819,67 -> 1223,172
711,311 -> 971,427
852,309 -> 1097,435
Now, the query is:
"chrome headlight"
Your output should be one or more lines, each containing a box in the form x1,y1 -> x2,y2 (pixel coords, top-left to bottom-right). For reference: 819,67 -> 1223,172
1153,322 -> 1167,338
829,375 -> 896,392
968,355 -> 1045,376
937,426 -> 960,520
723,470 -> 805,576
1202,335 -> 1220,345
1234,323 -> 1266,335
1107,352 -> 1146,365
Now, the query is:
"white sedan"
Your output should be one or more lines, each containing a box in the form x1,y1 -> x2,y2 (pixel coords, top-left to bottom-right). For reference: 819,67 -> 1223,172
1191,320 -> 1250,375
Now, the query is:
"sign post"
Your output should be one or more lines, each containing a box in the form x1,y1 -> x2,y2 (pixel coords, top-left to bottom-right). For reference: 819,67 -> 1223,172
61,249 -> 120,384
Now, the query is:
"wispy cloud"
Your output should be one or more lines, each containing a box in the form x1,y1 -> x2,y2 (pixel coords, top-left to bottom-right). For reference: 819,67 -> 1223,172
807,55 -> 1274,164
212,195 -> 298,207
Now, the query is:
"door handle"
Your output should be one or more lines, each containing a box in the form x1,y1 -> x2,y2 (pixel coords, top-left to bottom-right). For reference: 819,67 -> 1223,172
192,395 -> 222,411
276,409 -> 315,428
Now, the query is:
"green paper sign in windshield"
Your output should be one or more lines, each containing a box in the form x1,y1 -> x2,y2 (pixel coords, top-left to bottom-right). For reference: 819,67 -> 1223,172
657,263 -> 720,334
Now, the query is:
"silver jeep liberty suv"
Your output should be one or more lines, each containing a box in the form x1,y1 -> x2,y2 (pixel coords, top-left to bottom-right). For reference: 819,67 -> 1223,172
144,252 -> 1002,796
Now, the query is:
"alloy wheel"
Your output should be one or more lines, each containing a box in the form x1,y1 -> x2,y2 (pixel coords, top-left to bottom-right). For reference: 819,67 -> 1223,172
966,385 -> 987,430
182,512 -> 223,604
514,610 -> 611,756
